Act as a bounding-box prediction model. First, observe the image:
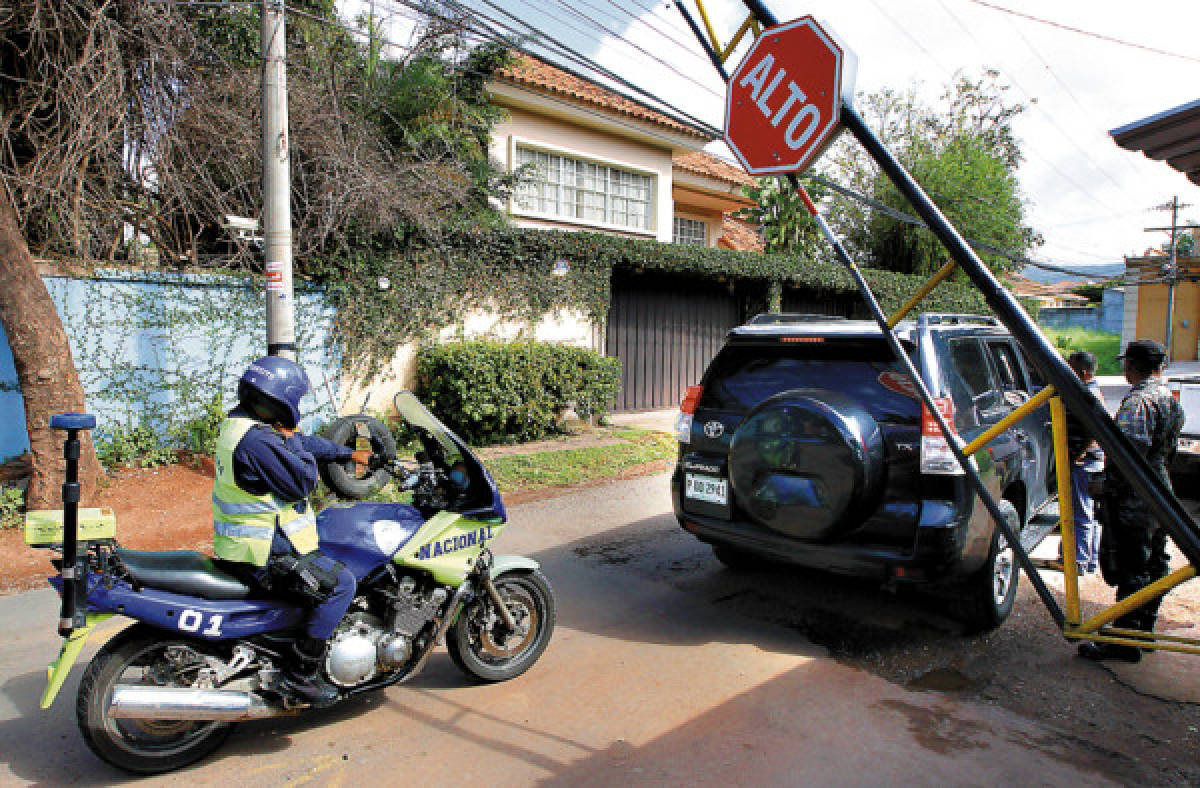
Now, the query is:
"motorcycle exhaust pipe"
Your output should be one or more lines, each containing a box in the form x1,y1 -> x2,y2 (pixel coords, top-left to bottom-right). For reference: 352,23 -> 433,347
108,686 -> 289,721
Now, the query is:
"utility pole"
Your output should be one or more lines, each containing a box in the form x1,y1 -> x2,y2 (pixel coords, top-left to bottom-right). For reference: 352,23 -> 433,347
262,0 -> 296,360
1149,196 -> 1193,363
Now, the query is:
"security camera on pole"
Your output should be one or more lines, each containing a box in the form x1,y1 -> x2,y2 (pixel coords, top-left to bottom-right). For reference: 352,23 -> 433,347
262,0 -> 296,360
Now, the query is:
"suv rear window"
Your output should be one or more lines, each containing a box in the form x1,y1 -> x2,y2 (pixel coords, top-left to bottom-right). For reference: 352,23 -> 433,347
698,340 -> 920,422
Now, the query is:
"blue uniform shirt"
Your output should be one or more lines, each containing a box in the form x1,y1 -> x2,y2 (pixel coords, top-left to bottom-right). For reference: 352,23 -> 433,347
228,407 -> 354,502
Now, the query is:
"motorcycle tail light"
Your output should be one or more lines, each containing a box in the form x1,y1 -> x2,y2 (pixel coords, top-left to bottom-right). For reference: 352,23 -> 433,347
676,385 -> 703,443
920,397 -> 964,475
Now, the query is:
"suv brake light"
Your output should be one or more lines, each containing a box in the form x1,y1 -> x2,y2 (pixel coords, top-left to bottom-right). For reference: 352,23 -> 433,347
1169,380 -> 1182,401
676,385 -> 703,443
920,397 -> 963,475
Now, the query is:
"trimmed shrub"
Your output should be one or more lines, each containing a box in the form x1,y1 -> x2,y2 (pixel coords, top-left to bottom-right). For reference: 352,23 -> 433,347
416,340 -> 621,445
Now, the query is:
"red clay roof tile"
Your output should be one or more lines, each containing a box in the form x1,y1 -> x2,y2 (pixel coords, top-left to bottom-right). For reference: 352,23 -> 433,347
496,54 -> 711,141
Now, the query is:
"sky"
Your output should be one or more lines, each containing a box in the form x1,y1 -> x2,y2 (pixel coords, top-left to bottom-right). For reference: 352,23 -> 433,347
350,0 -> 1200,276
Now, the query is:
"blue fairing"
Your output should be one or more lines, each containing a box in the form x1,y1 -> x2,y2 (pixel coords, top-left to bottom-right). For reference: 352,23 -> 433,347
317,502 -> 425,579
54,575 -> 305,640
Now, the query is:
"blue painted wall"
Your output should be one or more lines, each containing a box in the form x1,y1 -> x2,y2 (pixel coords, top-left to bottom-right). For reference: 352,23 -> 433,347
1036,288 -> 1124,335
0,271 -> 340,458
0,323 -> 28,461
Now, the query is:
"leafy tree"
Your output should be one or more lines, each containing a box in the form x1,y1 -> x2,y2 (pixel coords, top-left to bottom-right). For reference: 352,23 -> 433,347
825,71 -> 1040,277
1072,282 -> 1106,303
734,176 -> 827,258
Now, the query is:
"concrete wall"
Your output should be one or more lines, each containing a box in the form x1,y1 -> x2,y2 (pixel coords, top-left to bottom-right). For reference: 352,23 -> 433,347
0,272 -> 340,460
1036,288 -> 1124,334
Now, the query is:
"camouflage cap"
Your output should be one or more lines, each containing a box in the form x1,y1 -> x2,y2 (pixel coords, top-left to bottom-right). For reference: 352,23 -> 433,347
1117,339 -> 1168,365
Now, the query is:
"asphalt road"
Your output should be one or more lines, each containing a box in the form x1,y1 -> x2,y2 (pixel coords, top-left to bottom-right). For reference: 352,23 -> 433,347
0,474 -> 1143,785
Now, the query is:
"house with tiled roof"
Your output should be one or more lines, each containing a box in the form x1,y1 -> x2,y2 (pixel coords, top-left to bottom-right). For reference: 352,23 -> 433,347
488,54 -> 761,252
470,54 -> 775,409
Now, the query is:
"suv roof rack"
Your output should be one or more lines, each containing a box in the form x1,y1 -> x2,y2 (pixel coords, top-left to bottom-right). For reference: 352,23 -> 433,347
746,312 -> 848,325
919,313 -> 1001,327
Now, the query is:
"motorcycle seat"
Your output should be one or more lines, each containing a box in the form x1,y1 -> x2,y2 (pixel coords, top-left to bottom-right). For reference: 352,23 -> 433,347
116,549 -> 253,600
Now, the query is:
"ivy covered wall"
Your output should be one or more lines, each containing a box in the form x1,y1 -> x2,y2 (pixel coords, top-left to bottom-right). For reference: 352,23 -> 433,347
0,271 -> 340,460
317,226 -> 989,376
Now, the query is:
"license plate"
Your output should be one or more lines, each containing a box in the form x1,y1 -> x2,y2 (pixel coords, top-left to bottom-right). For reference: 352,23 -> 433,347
1180,437 -> 1199,453
685,473 -> 728,505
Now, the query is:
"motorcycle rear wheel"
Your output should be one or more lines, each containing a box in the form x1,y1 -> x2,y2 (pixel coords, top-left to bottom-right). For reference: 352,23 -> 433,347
77,624 -> 232,774
447,570 -> 555,682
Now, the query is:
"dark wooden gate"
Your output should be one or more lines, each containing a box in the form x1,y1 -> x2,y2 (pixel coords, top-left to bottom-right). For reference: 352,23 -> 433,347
606,273 -> 740,411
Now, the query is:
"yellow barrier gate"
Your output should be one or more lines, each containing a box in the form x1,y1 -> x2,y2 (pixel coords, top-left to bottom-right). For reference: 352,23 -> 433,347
678,0 -> 1200,655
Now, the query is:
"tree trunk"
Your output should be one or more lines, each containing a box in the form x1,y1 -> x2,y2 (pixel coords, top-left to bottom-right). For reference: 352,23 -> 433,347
0,198 -> 103,509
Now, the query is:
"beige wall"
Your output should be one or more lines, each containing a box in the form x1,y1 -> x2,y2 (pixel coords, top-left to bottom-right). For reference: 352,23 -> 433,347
338,307 -> 600,416
491,106 -> 675,243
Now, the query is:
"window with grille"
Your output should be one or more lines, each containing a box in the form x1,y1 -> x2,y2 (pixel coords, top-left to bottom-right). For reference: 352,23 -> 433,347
673,216 -> 707,246
514,146 -> 653,231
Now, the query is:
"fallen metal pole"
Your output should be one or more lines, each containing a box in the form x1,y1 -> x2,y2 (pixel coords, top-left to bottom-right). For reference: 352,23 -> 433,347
739,0 -> 1200,571
790,180 -> 1064,625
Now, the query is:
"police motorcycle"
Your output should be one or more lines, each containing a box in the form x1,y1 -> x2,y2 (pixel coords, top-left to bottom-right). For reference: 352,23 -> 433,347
33,391 -> 555,774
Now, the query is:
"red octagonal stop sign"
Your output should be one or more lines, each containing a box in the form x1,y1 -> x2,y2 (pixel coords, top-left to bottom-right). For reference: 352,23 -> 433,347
724,16 -> 857,176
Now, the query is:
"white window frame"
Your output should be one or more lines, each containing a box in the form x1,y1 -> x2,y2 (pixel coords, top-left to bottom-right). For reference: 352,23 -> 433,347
508,137 -> 657,236
672,216 -> 707,247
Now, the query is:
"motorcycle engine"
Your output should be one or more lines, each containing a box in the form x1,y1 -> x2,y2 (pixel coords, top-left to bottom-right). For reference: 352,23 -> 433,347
326,612 -> 386,687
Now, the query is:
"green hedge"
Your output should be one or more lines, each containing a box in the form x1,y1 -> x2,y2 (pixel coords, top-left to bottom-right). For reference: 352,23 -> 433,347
416,340 -> 621,445
317,226 -> 989,375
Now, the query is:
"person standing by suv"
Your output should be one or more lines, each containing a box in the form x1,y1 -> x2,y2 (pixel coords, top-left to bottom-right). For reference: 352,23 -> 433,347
1079,340 -> 1184,663
1065,351 -> 1105,574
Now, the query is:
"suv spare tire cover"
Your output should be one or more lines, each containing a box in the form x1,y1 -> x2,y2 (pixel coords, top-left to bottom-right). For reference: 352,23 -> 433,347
729,388 -> 887,540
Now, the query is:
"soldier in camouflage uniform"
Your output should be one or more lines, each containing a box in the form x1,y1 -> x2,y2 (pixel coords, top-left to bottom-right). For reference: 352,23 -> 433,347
1079,339 -> 1184,663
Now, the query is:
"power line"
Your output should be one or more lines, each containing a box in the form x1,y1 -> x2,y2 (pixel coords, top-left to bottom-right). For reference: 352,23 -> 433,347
966,0 -> 1200,65
428,0 -> 721,135
545,0 -> 724,101
598,0 -> 712,66
933,0 -> 1133,198
863,0 -> 1123,216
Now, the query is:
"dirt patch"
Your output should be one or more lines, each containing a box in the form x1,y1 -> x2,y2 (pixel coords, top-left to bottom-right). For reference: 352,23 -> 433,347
3,463 -> 216,595
3,453 -> 674,594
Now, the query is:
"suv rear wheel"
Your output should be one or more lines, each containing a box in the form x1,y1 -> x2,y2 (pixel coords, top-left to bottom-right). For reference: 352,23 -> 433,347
950,499 -> 1020,633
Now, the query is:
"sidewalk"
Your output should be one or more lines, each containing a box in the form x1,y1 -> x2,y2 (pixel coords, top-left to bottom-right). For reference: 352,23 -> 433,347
608,409 -> 676,434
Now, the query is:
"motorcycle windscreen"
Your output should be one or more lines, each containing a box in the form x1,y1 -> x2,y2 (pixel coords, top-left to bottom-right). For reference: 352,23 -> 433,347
393,391 -> 506,522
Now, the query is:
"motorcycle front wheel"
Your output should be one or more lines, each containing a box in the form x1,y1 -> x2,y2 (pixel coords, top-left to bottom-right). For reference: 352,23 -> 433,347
77,624 -> 232,774
447,570 -> 556,682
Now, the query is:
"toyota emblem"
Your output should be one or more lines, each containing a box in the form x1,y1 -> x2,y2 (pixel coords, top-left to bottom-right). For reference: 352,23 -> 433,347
703,420 -> 724,438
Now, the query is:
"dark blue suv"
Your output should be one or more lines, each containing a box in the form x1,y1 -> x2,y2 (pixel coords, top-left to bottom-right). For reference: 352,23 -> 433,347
671,313 -> 1057,631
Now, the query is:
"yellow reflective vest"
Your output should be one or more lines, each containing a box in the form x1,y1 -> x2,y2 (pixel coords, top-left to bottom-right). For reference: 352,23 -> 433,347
212,417 -> 319,566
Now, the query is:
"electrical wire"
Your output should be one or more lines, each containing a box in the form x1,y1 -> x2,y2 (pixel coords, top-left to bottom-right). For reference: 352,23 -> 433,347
863,0 -> 1123,216
933,0 -> 1132,198
597,0 -> 713,65
425,0 -> 722,135
966,0 -> 1200,65
545,0 -> 724,100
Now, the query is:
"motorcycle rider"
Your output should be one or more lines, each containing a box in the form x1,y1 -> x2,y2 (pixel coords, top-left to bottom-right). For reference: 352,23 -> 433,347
213,356 -> 370,705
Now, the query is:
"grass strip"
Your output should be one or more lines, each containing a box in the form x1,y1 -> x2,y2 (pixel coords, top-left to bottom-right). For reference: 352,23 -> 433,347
487,430 -> 676,491
1043,327 -> 1121,375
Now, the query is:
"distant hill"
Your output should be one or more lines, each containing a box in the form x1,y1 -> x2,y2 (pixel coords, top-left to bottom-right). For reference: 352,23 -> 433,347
1019,263 -> 1125,285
